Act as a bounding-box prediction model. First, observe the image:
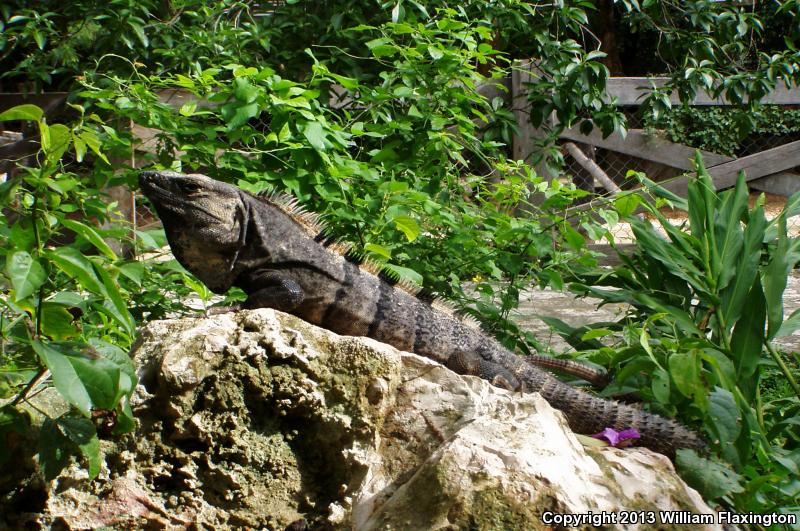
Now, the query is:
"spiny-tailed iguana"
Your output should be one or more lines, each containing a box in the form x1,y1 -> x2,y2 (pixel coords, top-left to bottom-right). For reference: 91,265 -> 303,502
139,170 -> 703,456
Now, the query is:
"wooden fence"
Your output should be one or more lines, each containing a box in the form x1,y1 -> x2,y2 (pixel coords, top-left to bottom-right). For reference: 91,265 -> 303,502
511,61 -> 800,199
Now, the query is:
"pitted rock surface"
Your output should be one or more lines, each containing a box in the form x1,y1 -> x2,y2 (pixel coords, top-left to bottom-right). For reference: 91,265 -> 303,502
7,309 -> 717,529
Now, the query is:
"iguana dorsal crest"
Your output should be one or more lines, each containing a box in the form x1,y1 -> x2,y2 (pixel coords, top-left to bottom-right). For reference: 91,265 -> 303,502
256,189 -> 324,237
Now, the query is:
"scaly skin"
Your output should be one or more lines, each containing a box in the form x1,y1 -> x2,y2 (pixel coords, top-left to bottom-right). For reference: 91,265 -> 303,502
139,170 -> 704,457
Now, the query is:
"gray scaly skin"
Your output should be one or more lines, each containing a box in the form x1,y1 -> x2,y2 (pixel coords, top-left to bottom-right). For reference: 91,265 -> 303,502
139,170 -> 704,457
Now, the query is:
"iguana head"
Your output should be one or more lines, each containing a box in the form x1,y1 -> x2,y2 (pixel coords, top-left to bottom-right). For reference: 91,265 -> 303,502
139,170 -> 246,292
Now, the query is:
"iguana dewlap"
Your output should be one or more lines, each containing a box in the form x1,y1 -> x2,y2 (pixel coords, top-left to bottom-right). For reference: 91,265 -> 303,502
139,170 -> 704,456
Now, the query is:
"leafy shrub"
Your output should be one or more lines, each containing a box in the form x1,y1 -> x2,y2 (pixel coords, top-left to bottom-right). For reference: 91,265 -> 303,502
0,104 -> 141,479
563,157 -> 800,515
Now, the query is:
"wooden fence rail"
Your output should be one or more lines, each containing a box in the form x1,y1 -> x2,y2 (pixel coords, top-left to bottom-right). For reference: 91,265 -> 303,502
512,61 -> 800,198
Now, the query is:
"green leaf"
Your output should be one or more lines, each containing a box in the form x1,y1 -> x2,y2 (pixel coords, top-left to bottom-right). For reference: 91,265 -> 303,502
675,450 -> 744,500
47,247 -> 105,295
233,77 -> 259,103
72,133 -> 87,162
364,242 -> 391,259
303,122 -> 327,151
763,214 -> 790,340
10,220 -> 35,251
40,303 -> 77,340
633,293 -> 702,336
57,417 -> 101,479
6,250 -> 46,301
651,367 -> 671,404
0,104 -> 43,122
94,263 -> 134,336
730,279 -> 765,393
720,204 -> 765,329
32,341 -> 93,416
392,215 -> 420,242
713,173 -> 748,291
77,129 -> 109,164
580,328 -> 613,340
44,124 -> 71,164
707,387 -> 741,465
563,224 -> 584,251
668,351 -> 702,398
776,307 -> 800,338
381,263 -> 423,286
221,102 -> 259,130
38,418 -> 72,481
128,21 -> 148,48
60,219 -> 117,260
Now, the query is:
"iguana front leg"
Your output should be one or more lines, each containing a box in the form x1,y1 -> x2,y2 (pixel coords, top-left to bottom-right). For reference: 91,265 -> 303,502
239,269 -> 305,311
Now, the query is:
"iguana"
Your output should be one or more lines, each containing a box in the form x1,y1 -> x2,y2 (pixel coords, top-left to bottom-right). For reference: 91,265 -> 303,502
139,170 -> 704,456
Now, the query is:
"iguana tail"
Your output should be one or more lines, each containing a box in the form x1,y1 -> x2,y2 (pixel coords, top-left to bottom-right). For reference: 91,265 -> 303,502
447,341 -> 704,457
525,355 -> 609,388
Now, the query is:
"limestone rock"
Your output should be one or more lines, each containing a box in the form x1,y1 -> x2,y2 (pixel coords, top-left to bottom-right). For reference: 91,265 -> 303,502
14,309 -> 717,529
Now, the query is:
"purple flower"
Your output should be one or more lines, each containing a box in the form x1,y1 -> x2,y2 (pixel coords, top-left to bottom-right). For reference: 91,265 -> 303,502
591,427 -> 641,447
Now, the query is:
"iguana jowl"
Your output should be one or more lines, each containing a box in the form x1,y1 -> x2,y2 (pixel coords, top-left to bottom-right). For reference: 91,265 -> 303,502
139,170 -> 703,456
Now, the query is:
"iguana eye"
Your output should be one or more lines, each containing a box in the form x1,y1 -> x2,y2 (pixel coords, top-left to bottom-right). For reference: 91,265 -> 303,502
183,182 -> 202,194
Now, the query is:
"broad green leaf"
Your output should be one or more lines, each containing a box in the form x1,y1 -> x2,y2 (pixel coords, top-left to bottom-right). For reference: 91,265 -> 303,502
392,215 -> 420,242
8,219 -> 36,253
6,250 -> 46,301
117,261 -> 144,286
0,104 -> 43,122
45,124 -> 71,164
38,418 -> 72,481
707,387 -> 741,466
763,214 -> 790,340
651,367 -> 671,404
72,133 -> 87,162
676,450 -> 744,500
720,204 -> 765,328
94,264 -> 134,336
633,293 -> 702,336
135,229 -> 167,250
630,218 -> 709,296
713,174 -> 748,291
221,102 -> 259,130
581,328 -> 613,341
563,224 -> 584,251
61,219 -> 117,260
233,77 -> 259,103
776,307 -> 800,338
364,242 -> 391,259
730,279 -> 765,395
381,263 -> 423,286
32,341 -> 93,416
89,338 -> 136,387
47,247 -> 105,295
668,351 -> 702,398
57,417 -> 101,479
77,129 -> 109,164
614,192 -> 641,218
303,122 -> 327,151
40,303 -> 77,340
128,21 -> 148,47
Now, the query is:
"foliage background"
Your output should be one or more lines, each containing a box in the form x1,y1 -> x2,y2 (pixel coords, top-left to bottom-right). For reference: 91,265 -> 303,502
1,0 -> 800,523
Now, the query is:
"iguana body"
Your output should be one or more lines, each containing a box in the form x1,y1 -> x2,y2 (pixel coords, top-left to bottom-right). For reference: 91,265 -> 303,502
139,170 -> 703,456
